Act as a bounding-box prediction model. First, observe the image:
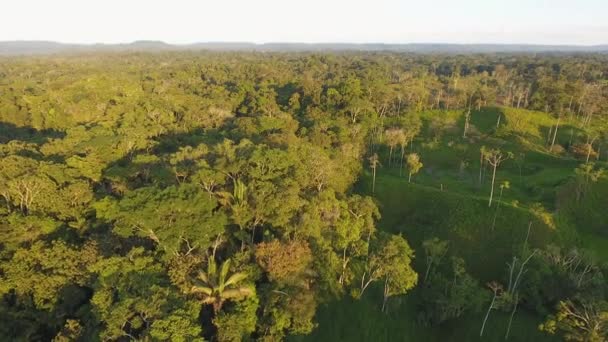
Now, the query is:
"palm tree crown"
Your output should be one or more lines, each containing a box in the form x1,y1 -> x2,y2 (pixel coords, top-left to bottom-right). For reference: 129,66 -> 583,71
191,258 -> 253,313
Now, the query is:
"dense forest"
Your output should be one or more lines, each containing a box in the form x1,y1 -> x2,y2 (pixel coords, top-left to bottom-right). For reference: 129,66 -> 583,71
0,52 -> 607,341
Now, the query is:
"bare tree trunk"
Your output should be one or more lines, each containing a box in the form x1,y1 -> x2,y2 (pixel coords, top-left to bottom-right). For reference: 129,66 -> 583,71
360,273 -> 374,297
512,251 -> 538,291
339,247 -> 348,285
480,291 -> 497,337
381,277 -> 390,313
463,108 -> 471,138
372,167 -> 377,193
490,187 -> 504,230
516,93 -> 522,108
522,221 -> 532,255
424,261 -> 432,283
550,115 -> 561,151
507,258 -> 517,292
397,97 -> 402,116
479,152 -> 484,185
360,271 -> 366,291
399,146 -> 405,176
505,294 -> 519,340
577,264 -> 593,288
488,163 -> 497,207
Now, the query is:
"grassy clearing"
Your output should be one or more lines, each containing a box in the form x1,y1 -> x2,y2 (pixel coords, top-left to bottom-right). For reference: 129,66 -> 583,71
295,293 -> 556,342
359,172 -> 555,280
382,107 -> 608,213
295,171 -> 560,341
296,108 -> 607,341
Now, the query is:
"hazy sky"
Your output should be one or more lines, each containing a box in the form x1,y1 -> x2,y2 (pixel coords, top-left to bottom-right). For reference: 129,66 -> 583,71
1,0 -> 606,45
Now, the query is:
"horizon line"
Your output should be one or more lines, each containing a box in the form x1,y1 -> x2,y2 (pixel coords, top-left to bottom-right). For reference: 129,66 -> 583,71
2,40 -> 608,47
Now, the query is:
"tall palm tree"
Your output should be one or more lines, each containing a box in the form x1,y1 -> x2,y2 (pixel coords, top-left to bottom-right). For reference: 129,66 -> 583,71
191,258 -> 253,313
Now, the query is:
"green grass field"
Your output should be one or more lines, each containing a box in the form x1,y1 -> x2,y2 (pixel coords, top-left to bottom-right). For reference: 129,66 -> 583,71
294,107 -> 607,341
295,294 -> 557,342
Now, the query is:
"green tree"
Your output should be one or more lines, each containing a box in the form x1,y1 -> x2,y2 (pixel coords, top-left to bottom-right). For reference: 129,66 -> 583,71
95,184 -> 227,255
363,234 -> 418,312
213,297 -> 259,342
419,257 -> 485,325
573,163 -> 605,201
191,258 -> 254,314
422,238 -> 449,283
406,153 -> 423,183
481,147 -> 512,207
380,235 -> 418,312
89,248 -> 201,341
540,300 -> 608,341
255,239 -> 313,286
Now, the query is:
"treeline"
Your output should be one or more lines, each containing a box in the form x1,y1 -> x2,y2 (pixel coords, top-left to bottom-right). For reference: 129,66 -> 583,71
1,53 -> 608,130
0,52 -> 607,341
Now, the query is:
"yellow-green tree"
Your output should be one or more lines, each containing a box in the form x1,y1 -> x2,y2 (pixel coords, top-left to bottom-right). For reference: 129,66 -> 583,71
406,153 -> 423,183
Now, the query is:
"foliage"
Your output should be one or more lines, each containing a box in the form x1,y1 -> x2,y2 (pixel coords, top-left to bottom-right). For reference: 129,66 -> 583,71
418,257 -> 486,325
191,258 -> 254,313
255,239 -> 313,286
0,51 -> 607,341
540,300 -> 608,341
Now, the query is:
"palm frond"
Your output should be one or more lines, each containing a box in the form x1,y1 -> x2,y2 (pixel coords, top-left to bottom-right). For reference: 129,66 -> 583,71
208,258 -> 217,279
219,259 -> 232,291
224,272 -> 248,288
190,285 -> 213,296
197,270 -> 210,284
222,286 -> 254,299
200,297 -> 216,305
215,191 -> 234,206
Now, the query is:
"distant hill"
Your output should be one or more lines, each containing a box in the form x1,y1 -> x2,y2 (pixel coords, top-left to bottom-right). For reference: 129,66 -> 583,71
1,40 -> 607,55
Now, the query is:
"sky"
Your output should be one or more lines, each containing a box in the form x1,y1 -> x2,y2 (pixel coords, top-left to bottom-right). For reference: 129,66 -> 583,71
1,0 -> 607,45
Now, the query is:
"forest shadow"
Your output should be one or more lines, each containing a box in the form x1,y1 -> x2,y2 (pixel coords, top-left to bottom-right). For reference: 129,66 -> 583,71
98,128 -> 225,197
272,82 -> 298,108
558,124 -> 587,150
0,122 -> 65,144
152,127 -> 224,153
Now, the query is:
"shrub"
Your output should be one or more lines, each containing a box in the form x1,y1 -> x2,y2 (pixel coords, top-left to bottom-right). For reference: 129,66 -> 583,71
570,143 -> 597,160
